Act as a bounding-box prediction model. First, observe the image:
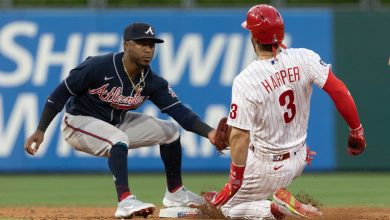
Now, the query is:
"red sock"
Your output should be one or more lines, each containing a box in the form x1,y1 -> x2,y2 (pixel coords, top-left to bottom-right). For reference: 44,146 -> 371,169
119,191 -> 131,201
170,185 -> 183,193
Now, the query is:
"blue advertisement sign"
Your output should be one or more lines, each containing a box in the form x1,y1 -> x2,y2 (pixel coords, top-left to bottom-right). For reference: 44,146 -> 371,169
0,9 -> 333,172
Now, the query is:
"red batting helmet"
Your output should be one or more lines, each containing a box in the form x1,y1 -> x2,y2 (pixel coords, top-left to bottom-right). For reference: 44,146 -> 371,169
241,4 -> 284,45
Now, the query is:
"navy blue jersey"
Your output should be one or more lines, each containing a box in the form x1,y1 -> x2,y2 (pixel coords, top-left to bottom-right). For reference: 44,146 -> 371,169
63,52 -> 180,125
40,52 -> 211,137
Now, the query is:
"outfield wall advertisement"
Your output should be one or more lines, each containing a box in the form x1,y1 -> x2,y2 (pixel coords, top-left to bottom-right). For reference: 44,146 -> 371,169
0,9 -> 334,172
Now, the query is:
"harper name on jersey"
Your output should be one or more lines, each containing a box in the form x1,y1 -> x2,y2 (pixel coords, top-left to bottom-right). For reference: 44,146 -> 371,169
261,66 -> 300,94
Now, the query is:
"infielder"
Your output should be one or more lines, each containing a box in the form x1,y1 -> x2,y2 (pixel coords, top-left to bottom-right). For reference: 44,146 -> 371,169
24,22 -> 218,219
205,4 -> 366,219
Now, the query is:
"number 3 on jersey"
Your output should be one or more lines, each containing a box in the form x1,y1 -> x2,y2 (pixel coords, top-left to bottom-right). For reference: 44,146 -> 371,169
230,103 -> 238,119
279,89 -> 296,123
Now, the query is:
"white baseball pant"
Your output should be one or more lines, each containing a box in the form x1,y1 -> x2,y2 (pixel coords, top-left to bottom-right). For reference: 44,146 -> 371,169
61,112 -> 180,157
221,143 -> 308,219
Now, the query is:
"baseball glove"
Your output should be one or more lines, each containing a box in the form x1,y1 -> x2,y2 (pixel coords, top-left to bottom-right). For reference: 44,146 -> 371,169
214,117 -> 230,153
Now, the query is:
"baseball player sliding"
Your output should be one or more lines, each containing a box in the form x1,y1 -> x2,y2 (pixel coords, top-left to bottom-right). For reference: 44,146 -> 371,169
24,23 -> 219,219
206,4 -> 366,219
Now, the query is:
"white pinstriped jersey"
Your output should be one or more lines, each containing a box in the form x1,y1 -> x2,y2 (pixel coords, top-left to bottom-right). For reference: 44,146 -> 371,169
227,48 -> 330,153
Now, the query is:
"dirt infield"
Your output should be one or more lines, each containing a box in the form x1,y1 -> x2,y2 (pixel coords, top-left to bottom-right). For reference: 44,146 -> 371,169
0,206 -> 389,220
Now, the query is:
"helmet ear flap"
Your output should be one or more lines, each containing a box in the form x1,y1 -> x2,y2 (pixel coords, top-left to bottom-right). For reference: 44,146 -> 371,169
242,4 -> 285,45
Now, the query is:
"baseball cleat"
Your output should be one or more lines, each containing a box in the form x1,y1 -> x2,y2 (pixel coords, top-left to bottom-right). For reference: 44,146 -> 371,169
163,186 -> 205,208
115,195 -> 155,218
273,188 -> 323,218
133,207 -> 155,218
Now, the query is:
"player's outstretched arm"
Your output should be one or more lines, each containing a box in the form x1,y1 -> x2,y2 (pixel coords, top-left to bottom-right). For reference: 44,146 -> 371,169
322,70 -> 366,155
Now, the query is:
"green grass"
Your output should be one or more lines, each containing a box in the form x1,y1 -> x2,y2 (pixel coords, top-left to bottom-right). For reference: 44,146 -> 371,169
0,172 -> 389,207
288,172 -> 390,207
0,173 -> 227,207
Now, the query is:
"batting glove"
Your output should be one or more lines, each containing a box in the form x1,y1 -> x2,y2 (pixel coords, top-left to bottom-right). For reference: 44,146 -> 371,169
305,145 -> 317,166
204,162 -> 245,207
347,124 -> 366,156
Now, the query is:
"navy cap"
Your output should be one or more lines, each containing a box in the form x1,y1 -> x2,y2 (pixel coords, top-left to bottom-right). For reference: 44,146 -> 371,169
123,23 -> 164,43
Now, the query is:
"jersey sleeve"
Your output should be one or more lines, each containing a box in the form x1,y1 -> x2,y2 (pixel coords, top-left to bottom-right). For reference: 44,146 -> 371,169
302,49 -> 331,88
150,76 -> 181,112
226,77 -> 255,131
63,57 -> 96,95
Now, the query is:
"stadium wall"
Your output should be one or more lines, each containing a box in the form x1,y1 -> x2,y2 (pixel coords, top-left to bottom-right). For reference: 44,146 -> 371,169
334,12 -> 390,170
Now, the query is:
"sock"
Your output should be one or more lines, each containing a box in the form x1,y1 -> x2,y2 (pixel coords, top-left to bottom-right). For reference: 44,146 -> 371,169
160,138 -> 183,192
108,142 -> 130,202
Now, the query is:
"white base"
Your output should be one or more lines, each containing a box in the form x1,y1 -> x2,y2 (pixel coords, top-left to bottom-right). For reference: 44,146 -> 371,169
159,207 -> 200,218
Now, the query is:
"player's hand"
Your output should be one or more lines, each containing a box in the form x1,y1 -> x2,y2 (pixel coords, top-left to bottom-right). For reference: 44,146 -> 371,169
204,162 -> 245,207
305,145 -> 317,166
24,130 -> 44,155
207,129 -> 217,146
347,124 -> 366,156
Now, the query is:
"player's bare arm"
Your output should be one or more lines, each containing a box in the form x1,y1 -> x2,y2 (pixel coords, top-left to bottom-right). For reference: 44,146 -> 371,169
229,127 -> 249,166
204,126 -> 248,207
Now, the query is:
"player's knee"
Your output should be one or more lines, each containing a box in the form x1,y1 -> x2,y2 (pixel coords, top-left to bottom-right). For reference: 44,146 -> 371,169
163,121 -> 180,144
111,133 -> 129,147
